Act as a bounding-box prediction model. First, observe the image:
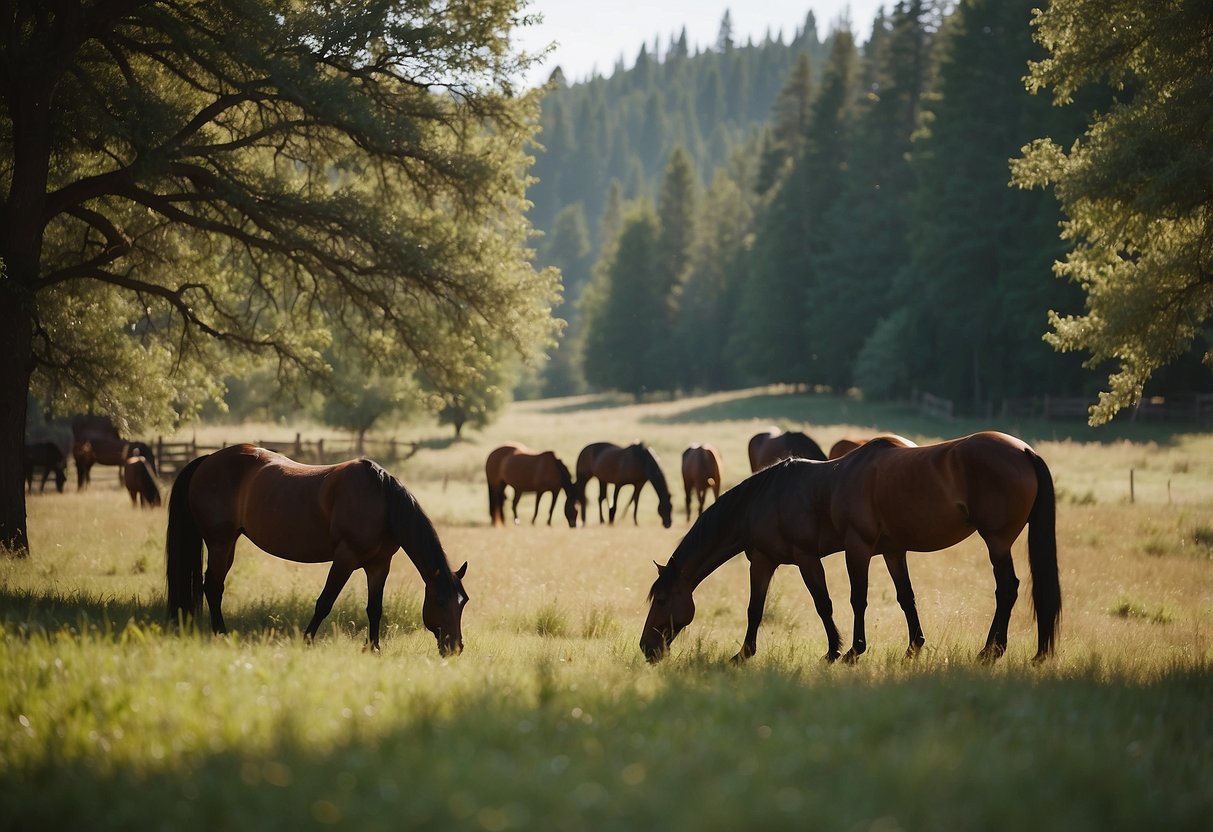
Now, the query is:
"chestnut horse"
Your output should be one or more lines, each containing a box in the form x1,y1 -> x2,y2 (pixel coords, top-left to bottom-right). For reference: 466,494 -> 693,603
747,428 -> 826,471
642,432 -> 1060,666
681,443 -> 723,521
24,441 -> 67,493
485,442 -> 578,528
828,434 -> 917,459
166,444 -> 468,655
122,456 -> 161,508
73,435 -> 157,488
575,442 -> 673,528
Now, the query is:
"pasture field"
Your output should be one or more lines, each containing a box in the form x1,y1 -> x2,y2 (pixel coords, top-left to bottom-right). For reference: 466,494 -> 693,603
3,388 -> 1212,830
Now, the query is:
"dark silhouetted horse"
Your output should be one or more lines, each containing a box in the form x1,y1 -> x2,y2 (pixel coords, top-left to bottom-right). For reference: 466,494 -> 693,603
71,414 -> 156,488
747,428 -> 826,472
122,456 -> 161,508
166,444 -> 468,655
575,442 -> 673,528
642,432 -> 1059,667
681,443 -> 723,521
485,443 -> 578,528
24,441 -> 67,494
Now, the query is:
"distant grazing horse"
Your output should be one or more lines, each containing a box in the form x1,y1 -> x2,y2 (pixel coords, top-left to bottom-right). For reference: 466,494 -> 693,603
24,441 -> 67,493
166,444 -> 468,655
485,443 -> 578,528
748,428 -> 826,472
828,434 -> 917,460
122,456 -> 161,508
575,442 -> 673,528
641,432 -> 1060,666
681,444 -> 723,521
71,413 -> 156,488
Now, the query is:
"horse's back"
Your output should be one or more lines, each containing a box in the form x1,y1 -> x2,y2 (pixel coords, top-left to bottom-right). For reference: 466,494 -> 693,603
486,442 -> 527,482
837,432 -> 1039,550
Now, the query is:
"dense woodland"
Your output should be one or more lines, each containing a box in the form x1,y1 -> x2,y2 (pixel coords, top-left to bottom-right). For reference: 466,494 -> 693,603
527,0 -> 1210,412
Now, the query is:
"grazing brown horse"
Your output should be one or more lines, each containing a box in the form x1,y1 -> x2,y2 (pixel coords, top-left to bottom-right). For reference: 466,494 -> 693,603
71,413 -> 156,488
827,434 -> 917,459
642,432 -> 1060,666
485,442 -> 578,528
748,428 -> 826,471
166,444 -> 468,655
681,444 -> 723,521
575,442 -> 673,528
24,441 -> 67,493
122,456 -> 162,508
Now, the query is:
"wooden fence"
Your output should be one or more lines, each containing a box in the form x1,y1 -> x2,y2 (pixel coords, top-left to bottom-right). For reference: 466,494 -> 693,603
155,434 -> 420,478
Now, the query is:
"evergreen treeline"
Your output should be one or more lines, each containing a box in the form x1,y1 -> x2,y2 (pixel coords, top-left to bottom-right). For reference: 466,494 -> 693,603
529,0 -> 1203,412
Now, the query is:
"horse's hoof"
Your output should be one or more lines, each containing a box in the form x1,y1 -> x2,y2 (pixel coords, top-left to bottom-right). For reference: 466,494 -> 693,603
730,651 -> 751,666
1031,651 -> 1049,666
904,643 -> 924,660
977,645 -> 1004,664
822,651 -> 841,664
841,649 -> 861,665
364,641 -> 381,655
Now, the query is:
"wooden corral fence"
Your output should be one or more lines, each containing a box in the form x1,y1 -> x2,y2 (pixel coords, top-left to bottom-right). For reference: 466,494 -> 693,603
155,434 -> 420,479
1001,394 -> 1213,425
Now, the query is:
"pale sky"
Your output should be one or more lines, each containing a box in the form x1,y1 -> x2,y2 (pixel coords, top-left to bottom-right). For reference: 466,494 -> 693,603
512,1 -> 887,88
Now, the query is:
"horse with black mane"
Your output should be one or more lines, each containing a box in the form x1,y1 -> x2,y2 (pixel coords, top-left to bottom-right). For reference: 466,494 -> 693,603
485,442 -> 578,527
642,432 -> 1060,666
748,427 -> 826,471
24,441 -> 67,494
575,441 -> 673,528
828,434 -> 917,459
123,456 -> 161,508
165,444 -> 468,655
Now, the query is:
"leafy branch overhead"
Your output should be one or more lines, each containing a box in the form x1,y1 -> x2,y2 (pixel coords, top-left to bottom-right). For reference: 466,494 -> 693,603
5,0 -> 560,425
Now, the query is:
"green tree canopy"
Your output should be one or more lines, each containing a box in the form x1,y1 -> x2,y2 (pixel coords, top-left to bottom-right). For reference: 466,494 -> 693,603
0,0 -> 559,553
1012,0 -> 1213,424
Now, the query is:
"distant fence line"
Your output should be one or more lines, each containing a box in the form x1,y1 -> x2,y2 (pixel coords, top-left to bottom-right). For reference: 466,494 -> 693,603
915,392 -> 1213,425
155,434 -> 420,478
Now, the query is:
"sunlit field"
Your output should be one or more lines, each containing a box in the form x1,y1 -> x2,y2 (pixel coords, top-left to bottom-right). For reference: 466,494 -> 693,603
4,388 -> 1212,830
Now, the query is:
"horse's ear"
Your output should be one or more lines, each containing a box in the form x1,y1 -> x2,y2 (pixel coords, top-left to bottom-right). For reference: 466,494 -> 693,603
654,560 -> 665,574
455,561 -> 468,580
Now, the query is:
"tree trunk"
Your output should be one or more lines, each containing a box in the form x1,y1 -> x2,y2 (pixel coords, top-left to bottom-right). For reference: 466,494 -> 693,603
0,295 -> 33,555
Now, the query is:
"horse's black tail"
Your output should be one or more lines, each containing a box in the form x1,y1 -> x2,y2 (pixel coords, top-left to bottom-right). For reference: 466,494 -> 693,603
1026,449 -> 1061,660
487,480 -> 504,526
141,460 -> 162,507
165,455 -> 207,625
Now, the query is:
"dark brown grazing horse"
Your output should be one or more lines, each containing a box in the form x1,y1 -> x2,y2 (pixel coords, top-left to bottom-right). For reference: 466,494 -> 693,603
71,414 -> 156,489
485,442 -> 578,528
166,444 -> 468,655
681,444 -> 723,521
24,441 -> 68,493
123,456 -> 162,508
642,432 -> 1060,666
748,428 -> 826,472
827,434 -> 917,460
575,442 -> 673,528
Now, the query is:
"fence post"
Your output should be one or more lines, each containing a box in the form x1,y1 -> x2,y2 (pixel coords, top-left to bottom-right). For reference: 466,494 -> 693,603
294,432 -> 302,458
317,438 -> 324,463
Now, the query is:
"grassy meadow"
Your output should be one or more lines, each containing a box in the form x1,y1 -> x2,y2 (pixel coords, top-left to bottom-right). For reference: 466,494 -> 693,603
3,387 -> 1212,830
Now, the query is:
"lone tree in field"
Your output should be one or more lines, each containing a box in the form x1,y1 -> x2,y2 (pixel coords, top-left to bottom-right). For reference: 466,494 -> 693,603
0,0 -> 560,554
1013,0 -> 1213,424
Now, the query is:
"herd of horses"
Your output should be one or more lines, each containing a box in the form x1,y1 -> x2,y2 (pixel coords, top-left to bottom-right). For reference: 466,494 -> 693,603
156,424 -> 1061,666
24,414 -> 161,508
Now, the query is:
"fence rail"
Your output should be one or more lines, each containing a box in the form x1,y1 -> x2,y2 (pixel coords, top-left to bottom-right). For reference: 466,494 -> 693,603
155,434 -> 420,478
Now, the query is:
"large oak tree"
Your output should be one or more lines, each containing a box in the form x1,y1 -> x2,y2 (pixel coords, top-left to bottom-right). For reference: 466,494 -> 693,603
0,0 -> 560,553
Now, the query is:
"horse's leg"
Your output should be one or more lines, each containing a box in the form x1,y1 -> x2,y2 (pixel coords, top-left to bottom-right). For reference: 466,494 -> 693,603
304,549 -> 358,645
884,551 -> 925,658
629,482 -> 644,525
532,491 -> 542,525
39,468 -> 49,493
796,554 -> 842,663
732,551 -> 778,664
363,557 -> 392,652
842,538 -> 875,664
696,486 -> 706,517
683,476 -> 692,522
597,481 -> 607,524
978,539 -> 1020,663
202,535 -> 237,635
608,483 -> 623,524
544,489 -> 557,525
510,490 -> 522,525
